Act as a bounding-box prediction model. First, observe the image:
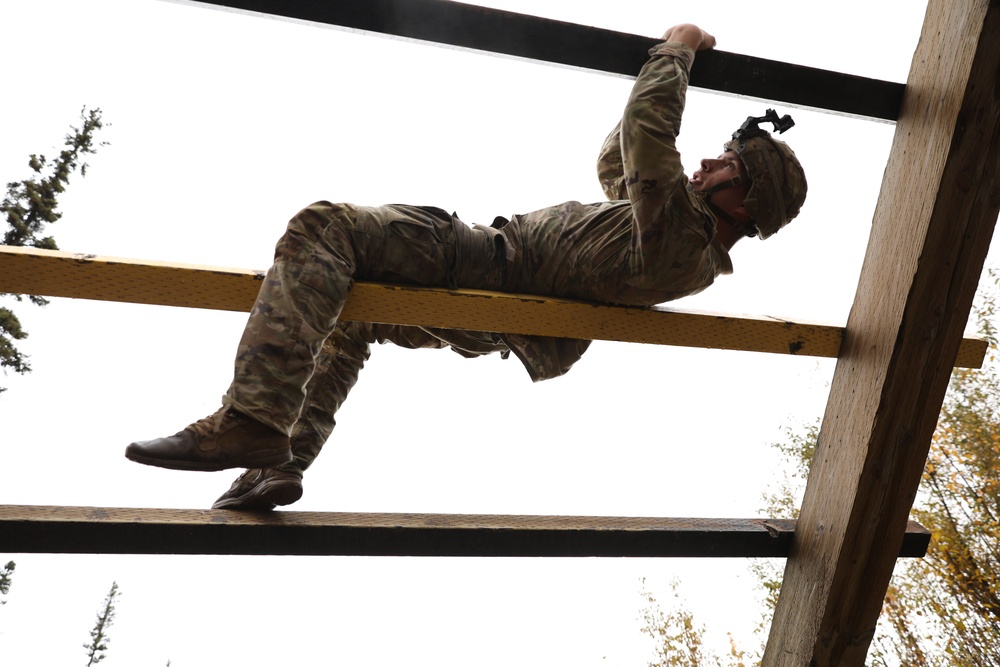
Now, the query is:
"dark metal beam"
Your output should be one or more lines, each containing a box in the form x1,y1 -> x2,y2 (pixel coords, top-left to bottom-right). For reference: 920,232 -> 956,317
0,505 -> 930,557
191,0 -> 903,121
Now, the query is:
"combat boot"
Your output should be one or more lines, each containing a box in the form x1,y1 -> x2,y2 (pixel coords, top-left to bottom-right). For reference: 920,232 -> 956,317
125,406 -> 291,472
211,468 -> 304,510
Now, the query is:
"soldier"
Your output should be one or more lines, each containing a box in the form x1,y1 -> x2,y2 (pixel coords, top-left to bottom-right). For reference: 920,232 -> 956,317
125,24 -> 807,509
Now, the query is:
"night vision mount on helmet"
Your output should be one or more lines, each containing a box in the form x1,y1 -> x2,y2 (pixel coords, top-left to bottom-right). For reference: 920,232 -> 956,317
725,109 -> 808,240
697,109 -> 808,240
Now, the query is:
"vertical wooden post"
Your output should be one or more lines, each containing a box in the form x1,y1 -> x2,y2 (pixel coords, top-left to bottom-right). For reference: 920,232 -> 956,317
762,0 -> 1000,664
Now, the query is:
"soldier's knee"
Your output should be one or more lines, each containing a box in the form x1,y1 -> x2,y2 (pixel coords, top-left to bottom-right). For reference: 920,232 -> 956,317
275,201 -> 358,261
330,322 -> 375,360
290,201 -> 352,236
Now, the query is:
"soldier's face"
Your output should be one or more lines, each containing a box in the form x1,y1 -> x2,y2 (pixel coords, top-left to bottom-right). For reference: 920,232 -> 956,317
688,150 -> 748,193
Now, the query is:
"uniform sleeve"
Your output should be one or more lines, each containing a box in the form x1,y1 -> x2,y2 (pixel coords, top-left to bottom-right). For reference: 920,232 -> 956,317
619,42 -> 696,239
596,122 -> 628,200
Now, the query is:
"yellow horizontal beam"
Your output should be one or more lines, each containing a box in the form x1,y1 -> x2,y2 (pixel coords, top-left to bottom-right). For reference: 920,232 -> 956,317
0,245 -> 987,367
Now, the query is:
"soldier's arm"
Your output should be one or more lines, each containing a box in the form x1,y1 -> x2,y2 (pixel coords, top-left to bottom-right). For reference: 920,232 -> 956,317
597,26 -> 712,203
619,25 -> 714,235
596,122 -> 627,201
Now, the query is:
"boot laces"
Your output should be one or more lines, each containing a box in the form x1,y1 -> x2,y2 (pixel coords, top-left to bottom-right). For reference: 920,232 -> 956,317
187,405 -> 240,439
227,468 -> 263,492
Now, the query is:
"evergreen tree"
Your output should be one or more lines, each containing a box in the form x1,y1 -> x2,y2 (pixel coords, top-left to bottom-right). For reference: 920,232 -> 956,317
0,107 -> 107,393
0,560 -> 14,605
84,581 -> 119,667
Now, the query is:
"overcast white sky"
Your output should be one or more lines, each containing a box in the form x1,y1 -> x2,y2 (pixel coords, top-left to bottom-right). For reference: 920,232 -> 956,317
1,1 -> 988,665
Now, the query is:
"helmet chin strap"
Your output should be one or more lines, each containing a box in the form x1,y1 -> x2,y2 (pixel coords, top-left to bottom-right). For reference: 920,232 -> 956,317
696,175 -> 759,238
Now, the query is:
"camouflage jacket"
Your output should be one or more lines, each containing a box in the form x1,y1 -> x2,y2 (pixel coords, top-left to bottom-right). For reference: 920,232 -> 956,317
495,41 -> 733,381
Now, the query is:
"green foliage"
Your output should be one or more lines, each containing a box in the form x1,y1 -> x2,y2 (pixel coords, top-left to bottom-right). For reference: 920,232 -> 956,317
0,309 -> 30,376
0,107 -> 107,393
760,421 -> 818,521
0,560 -> 14,605
739,421 -> 821,651
84,581 -> 119,667
640,579 -> 752,667
870,352 -> 1000,664
641,277 -> 1000,666
766,280 -> 1000,666
2,108 -> 106,251
640,578 -> 710,667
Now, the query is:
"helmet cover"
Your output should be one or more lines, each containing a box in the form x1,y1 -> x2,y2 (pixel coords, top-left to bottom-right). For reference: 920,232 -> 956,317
725,110 -> 807,239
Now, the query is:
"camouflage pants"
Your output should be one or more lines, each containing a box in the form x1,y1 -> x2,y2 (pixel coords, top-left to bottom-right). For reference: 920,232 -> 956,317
224,202 -> 510,459
279,321 -> 508,473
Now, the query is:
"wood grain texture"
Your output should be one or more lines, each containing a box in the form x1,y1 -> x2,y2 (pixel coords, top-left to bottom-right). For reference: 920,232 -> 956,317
763,1 -> 1000,665
0,245 -> 988,366
0,505 -> 931,558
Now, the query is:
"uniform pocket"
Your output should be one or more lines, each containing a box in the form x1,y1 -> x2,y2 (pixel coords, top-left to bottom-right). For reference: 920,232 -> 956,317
374,206 -> 456,285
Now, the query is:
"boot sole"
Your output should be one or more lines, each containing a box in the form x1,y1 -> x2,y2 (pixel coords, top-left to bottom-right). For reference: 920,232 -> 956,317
125,447 -> 292,473
212,479 -> 304,511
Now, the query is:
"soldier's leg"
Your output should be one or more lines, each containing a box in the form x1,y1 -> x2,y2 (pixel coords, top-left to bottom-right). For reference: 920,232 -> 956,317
127,203 -> 504,473
211,324 -> 370,509
283,320 -> 507,473
212,321 -> 508,509
224,203 -> 491,433
127,203 -> 457,471
223,203 -> 380,435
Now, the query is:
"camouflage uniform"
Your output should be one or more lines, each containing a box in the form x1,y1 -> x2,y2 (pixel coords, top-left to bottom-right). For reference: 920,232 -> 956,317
224,41 -> 733,474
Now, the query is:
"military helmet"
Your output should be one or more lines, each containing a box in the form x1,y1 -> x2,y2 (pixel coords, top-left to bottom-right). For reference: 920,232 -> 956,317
725,110 -> 808,240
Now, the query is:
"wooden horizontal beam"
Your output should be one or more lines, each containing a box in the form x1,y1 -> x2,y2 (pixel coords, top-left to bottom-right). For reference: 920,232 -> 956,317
0,505 -> 931,558
0,246 -> 987,366
194,0 -> 903,121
